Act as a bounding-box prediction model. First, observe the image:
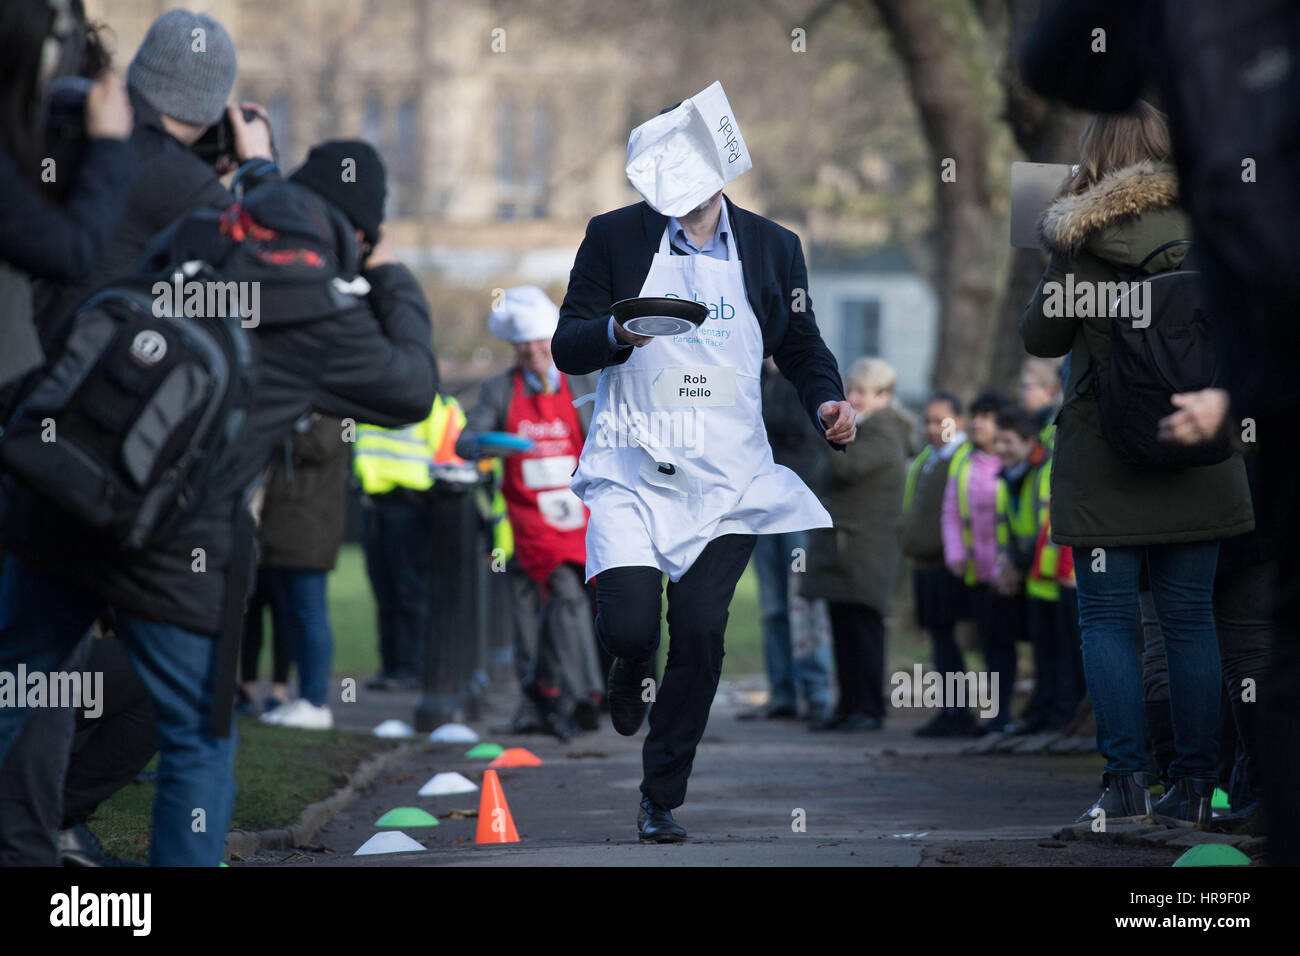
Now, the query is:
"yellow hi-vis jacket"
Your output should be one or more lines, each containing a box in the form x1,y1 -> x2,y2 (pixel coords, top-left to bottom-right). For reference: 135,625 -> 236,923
995,451 -> 1058,601
354,395 -> 467,495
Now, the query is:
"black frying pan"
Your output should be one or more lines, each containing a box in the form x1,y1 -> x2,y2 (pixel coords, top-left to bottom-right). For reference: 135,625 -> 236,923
610,296 -> 709,336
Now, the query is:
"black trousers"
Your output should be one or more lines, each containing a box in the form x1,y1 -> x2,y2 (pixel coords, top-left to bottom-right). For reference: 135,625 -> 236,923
240,567 -> 292,685
827,602 -> 886,719
594,533 -> 755,810
362,490 -> 436,679
969,583 -> 1024,727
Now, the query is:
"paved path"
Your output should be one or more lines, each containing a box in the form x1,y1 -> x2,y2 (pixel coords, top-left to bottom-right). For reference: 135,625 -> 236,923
234,677 -> 1185,867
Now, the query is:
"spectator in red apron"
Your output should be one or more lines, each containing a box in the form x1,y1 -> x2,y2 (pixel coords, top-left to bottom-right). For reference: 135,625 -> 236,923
457,286 -> 604,740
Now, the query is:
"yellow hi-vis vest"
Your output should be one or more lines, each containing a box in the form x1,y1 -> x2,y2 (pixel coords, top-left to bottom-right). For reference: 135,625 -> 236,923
902,445 -> 934,516
490,458 -> 514,561
354,395 -> 467,495
995,455 -> 1057,601
950,442 -> 979,586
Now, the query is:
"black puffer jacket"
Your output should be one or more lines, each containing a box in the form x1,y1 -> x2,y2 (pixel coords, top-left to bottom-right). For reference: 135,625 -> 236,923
0,132 -> 136,386
0,183 -> 438,634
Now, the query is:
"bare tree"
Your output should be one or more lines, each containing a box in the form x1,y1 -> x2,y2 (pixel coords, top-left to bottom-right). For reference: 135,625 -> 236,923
858,0 -> 1013,399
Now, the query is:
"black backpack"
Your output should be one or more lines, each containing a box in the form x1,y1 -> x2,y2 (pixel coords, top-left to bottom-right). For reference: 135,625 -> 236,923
0,267 -> 254,551
1094,239 -> 1232,469
0,182 -> 360,551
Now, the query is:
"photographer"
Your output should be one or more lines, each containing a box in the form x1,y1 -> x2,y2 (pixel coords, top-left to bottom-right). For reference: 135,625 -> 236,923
0,140 -> 437,867
0,0 -> 135,390
36,8 -> 279,335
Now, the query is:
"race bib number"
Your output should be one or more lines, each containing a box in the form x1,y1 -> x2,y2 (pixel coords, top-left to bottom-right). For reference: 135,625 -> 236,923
536,487 -> 587,530
652,367 -> 736,407
521,455 -> 576,490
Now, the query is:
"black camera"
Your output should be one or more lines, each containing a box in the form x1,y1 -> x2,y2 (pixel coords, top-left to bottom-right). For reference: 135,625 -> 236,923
192,106 -> 274,169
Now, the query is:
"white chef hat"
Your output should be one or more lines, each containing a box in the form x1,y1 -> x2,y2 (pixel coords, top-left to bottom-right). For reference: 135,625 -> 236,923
625,81 -> 752,218
488,285 -> 559,343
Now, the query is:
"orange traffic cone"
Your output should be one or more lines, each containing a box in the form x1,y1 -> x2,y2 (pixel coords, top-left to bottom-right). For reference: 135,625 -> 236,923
488,747 -> 543,769
475,769 -> 520,844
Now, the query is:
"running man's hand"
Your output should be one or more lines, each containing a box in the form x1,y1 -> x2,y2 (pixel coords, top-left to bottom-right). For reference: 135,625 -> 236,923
819,400 -> 857,444
612,318 -> 653,348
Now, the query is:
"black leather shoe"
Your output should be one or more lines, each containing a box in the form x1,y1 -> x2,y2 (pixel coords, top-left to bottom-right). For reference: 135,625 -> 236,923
637,796 -> 687,843
59,824 -> 142,867
607,658 -> 652,736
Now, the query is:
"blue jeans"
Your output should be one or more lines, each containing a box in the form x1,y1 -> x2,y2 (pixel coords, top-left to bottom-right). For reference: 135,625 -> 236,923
265,567 -> 332,707
0,557 -> 237,866
1072,542 -> 1222,778
752,531 -> 831,710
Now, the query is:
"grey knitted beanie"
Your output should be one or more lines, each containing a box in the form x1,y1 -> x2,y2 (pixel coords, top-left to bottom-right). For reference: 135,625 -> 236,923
127,10 -> 237,127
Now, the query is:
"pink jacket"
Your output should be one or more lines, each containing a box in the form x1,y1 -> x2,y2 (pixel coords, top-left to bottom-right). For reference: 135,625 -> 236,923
942,448 -> 1002,584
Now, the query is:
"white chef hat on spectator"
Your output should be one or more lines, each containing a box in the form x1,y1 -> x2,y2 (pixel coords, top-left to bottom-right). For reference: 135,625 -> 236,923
488,285 -> 560,343
625,81 -> 752,217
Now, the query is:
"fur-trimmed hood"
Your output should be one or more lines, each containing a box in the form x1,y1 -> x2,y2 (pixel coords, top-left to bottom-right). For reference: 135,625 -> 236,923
1038,161 -> 1180,258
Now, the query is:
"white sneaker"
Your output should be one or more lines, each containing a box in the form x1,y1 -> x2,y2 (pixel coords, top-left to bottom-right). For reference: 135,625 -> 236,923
264,699 -> 334,730
258,700 -> 293,725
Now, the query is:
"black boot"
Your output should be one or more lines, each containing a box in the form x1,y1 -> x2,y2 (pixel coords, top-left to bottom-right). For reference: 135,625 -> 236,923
1074,772 -> 1156,826
607,658 -> 653,736
1153,776 -> 1217,828
637,796 -> 687,843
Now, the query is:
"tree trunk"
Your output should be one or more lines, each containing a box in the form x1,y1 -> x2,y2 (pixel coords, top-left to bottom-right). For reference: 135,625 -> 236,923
864,0 -> 1012,400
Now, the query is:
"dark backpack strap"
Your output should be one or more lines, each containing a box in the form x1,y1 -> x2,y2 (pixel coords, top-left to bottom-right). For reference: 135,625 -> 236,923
1136,239 -> 1193,273
209,498 -> 257,737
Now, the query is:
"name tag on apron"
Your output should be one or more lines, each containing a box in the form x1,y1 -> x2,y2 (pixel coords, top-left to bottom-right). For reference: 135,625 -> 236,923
521,455 -> 577,490
651,367 -> 736,407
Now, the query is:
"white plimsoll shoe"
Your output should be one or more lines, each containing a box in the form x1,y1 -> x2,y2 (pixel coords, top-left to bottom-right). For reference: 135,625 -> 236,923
260,699 -> 334,730
259,701 -> 292,725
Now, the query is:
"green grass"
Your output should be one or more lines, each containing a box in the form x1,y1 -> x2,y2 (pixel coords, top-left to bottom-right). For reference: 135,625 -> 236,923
320,544 -> 935,683
319,543 -> 767,681
90,721 -> 398,862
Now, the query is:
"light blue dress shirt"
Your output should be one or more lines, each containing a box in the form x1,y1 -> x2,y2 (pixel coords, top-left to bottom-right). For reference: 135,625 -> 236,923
606,201 -> 732,347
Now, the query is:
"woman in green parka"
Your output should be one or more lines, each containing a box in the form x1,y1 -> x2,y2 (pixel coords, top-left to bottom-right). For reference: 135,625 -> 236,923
1021,101 -> 1253,828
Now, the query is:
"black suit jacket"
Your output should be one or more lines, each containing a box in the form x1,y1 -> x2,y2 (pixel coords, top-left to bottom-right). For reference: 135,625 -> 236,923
552,196 -> 845,443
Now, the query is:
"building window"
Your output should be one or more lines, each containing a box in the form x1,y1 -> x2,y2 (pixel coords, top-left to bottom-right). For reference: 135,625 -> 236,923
528,105 -> 550,218
393,98 -> 420,218
840,298 -> 882,361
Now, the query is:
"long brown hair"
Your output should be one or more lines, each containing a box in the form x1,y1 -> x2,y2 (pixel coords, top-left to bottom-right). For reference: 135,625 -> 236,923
1061,99 -> 1172,196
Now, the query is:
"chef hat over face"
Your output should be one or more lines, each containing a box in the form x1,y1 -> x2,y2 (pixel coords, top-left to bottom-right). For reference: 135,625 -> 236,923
488,285 -> 560,343
625,81 -> 752,218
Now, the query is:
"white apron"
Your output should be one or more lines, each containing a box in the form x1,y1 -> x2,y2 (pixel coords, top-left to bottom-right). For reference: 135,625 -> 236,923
572,225 -> 831,581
